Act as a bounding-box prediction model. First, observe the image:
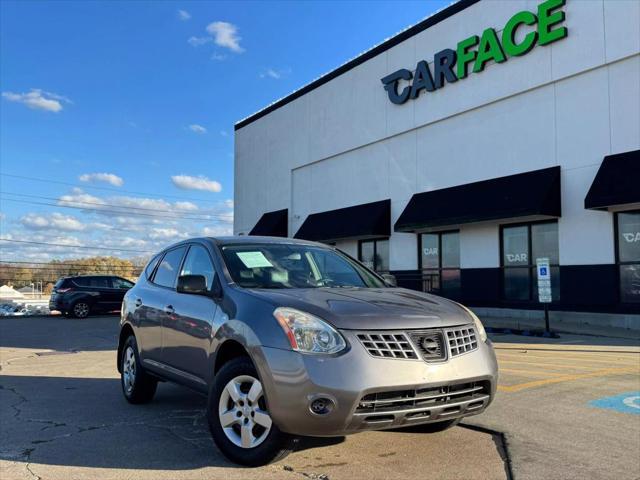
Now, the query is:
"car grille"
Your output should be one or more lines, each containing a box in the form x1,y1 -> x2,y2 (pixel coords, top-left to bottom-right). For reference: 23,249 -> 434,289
356,333 -> 418,360
356,325 -> 478,362
445,326 -> 478,357
408,330 -> 446,361
354,381 -> 490,414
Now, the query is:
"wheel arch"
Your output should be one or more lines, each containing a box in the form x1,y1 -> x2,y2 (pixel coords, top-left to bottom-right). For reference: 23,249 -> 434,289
213,339 -> 252,376
117,323 -> 135,373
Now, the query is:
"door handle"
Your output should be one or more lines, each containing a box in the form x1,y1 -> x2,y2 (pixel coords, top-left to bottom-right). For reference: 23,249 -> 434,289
164,305 -> 175,315
135,298 -> 143,308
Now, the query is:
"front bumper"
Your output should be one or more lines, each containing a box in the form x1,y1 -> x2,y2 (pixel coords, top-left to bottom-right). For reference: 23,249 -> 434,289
253,329 -> 499,437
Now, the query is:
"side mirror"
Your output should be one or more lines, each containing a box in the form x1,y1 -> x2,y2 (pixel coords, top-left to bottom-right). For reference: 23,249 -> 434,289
177,275 -> 208,295
381,273 -> 397,287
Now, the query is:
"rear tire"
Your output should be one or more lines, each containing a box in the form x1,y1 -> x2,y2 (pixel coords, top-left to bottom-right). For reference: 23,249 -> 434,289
120,335 -> 157,404
71,301 -> 90,319
207,357 -> 295,466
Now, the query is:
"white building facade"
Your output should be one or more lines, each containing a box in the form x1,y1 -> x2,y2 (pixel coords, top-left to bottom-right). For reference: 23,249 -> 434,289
234,0 -> 640,318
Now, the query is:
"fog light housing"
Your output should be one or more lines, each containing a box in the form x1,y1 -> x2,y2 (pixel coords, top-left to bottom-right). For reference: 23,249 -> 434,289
309,397 -> 334,415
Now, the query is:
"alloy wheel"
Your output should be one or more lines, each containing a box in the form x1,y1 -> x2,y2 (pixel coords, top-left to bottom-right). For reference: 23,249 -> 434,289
122,346 -> 136,395
218,375 -> 272,448
73,302 -> 89,318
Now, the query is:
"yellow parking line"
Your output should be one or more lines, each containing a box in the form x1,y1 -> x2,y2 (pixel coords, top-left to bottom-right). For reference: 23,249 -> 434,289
497,367 -> 639,393
496,352 -> 640,366
495,346 -> 640,355
497,359 -> 602,371
499,368 -> 567,377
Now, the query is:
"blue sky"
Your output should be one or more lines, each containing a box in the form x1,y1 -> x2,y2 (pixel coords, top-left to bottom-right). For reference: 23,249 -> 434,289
0,0 -> 448,261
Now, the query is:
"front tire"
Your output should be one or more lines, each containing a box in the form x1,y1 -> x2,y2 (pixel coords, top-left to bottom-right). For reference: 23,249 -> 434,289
120,335 -> 157,404
207,357 -> 295,466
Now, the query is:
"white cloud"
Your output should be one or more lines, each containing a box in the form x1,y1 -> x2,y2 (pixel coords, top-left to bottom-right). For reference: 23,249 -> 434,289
21,214 -> 49,228
220,130 -> 228,137
0,191 -> 234,261
171,174 -> 222,193
211,52 -> 227,61
188,124 -> 207,134
21,213 -> 86,231
206,21 -> 244,53
2,88 -> 71,112
188,36 -> 211,47
103,236 -> 149,248
260,67 -> 291,80
149,228 -> 189,240
178,9 -> 191,21
218,211 -> 234,224
79,172 -> 124,187
202,225 -> 233,237
174,201 -> 199,211
58,188 -> 202,214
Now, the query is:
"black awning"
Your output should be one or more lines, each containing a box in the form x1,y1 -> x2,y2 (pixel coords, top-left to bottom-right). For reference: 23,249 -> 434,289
249,209 -> 288,237
294,199 -> 391,242
394,166 -> 561,232
585,150 -> 640,210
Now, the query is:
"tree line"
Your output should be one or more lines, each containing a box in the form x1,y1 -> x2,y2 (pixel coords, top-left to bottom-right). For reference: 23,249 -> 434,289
0,256 -> 148,293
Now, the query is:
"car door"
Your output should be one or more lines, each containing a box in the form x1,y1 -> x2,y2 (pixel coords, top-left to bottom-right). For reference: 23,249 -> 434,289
131,254 -> 164,362
161,243 -> 219,384
140,246 -> 187,364
89,276 -> 112,311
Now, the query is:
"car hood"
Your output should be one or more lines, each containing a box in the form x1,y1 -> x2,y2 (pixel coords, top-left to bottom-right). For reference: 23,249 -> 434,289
245,287 -> 471,330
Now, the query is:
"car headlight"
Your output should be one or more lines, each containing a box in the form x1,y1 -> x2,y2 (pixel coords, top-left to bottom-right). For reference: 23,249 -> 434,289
460,305 -> 488,343
273,307 -> 346,354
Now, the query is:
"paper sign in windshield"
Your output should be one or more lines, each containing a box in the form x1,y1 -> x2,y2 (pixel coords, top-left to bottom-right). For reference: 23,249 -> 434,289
236,251 -> 273,269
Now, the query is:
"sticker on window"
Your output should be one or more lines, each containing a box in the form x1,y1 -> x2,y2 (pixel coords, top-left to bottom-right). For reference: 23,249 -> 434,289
236,251 -> 273,269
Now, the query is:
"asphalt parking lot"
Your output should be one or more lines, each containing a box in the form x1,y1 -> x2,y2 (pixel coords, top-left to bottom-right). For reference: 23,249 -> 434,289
1,315 -> 639,480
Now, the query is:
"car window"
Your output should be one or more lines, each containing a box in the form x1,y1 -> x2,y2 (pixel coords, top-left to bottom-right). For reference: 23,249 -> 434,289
112,277 -> 134,289
309,249 -> 366,286
180,245 -> 216,288
144,254 -> 161,280
72,277 -> 90,287
90,277 -> 110,288
220,243 -> 385,289
152,247 -> 186,288
73,277 -> 109,288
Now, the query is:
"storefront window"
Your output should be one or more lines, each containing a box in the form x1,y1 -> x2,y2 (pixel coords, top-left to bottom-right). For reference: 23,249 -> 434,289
617,211 -> 640,303
502,222 -> 560,302
358,239 -> 389,272
420,231 -> 460,298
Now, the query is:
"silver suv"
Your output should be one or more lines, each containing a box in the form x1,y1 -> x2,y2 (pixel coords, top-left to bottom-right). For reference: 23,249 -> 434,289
117,236 -> 498,466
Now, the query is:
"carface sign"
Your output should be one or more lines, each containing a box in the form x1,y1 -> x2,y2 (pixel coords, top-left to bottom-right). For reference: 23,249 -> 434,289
623,232 -> 640,243
381,0 -> 568,105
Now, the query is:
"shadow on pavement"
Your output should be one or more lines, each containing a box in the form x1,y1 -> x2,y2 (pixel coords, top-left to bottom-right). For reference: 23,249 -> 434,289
0,315 -> 120,352
0,374 -> 343,471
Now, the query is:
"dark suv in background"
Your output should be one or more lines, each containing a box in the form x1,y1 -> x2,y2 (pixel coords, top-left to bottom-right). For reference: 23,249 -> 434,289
50,275 -> 135,318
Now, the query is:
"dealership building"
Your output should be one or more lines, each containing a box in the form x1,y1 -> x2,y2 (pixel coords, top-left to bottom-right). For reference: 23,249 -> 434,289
234,0 -> 640,323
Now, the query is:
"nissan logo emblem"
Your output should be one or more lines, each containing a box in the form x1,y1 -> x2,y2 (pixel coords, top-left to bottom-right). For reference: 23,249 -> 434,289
421,337 -> 439,354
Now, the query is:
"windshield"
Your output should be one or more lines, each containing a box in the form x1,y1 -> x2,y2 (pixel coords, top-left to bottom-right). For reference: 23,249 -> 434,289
220,243 -> 386,289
